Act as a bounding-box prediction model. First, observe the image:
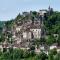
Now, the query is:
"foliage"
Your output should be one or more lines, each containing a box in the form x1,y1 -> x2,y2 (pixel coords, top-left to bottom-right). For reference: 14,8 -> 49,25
23,50 -> 30,58
45,35 -> 56,46
44,12 -> 60,34
0,48 -> 60,60
0,34 -> 5,42
38,52 -> 48,60
57,34 -> 60,46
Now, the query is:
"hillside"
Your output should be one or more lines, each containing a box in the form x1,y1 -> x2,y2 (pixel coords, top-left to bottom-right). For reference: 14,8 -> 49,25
0,9 -> 60,60
0,10 -> 60,46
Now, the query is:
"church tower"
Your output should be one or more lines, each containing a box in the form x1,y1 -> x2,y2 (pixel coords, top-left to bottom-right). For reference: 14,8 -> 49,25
48,0 -> 53,15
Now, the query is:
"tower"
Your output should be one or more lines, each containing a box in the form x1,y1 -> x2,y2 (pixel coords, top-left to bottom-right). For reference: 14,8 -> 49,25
48,0 -> 53,15
48,0 -> 51,15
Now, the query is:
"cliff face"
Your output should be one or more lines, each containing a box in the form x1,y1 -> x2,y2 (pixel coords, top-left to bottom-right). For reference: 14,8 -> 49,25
1,10 -> 47,48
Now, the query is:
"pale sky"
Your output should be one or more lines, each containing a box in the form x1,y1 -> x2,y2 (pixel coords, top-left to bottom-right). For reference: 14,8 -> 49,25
0,0 -> 60,21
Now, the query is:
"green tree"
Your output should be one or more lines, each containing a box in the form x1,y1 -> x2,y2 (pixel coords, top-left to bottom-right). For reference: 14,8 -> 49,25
31,38 -> 41,49
48,49 -> 57,60
45,35 -> 55,46
23,50 -> 30,58
35,51 -> 48,60
57,34 -> 60,46
54,52 -> 60,60
13,49 -> 22,60
0,34 -> 5,42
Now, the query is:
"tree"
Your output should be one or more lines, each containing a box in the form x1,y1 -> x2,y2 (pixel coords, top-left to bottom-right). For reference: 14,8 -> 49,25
29,45 -> 35,51
13,49 -> 23,59
30,50 -> 35,57
54,52 -> 60,60
57,34 -> 60,46
34,38 -> 41,48
44,12 -> 60,34
0,34 -> 5,42
35,51 -> 48,60
45,35 -> 55,46
23,50 -> 30,58
48,49 -> 57,60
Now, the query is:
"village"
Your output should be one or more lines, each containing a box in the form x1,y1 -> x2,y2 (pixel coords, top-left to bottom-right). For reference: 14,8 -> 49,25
0,7 -> 60,55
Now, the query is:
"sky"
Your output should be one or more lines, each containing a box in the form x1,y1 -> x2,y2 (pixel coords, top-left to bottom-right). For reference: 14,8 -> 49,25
0,0 -> 60,21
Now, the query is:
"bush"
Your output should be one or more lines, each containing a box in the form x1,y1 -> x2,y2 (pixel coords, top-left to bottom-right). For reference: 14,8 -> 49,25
30,50 -> 35,57
23,50 -> 30,58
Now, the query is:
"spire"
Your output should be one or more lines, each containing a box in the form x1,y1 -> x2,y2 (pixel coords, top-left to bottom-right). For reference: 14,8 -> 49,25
48,0 -> 53,15
48,0 -> 51,15
48,6 -> 51,11
48,0 -> 51,11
